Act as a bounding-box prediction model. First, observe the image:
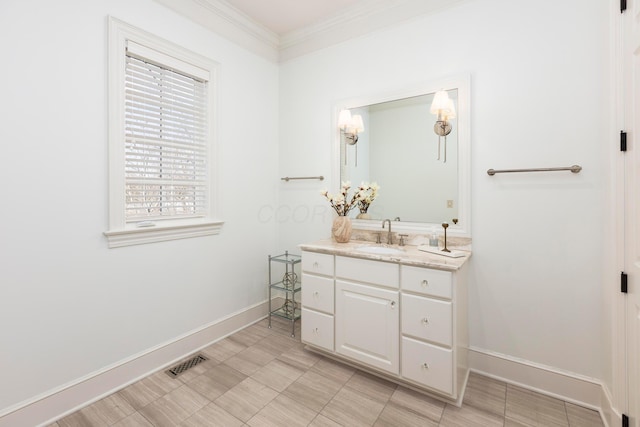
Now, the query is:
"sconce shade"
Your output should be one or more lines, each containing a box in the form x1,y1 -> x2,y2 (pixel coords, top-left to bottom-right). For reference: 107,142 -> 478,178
351,114 -> 364,133
338,110 -> 352,128
430,90 -> 451,114
444,98 -> 456,119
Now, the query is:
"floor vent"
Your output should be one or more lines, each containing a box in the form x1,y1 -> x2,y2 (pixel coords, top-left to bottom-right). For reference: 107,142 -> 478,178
166,354 -> 208,378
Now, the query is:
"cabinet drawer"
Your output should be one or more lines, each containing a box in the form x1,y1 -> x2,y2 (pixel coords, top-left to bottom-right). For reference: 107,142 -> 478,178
302,251 -> 334,276
335,256 -> 399,288
401,294 -> 452,346
301,308 -> 334,351
401,337 -> 453,395
302,273 -> 334,314
401,265 -> 452,299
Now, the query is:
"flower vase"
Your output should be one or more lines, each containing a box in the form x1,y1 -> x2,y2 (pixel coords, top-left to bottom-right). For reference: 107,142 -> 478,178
356,212 -> 371,219
332,216 -> 352,243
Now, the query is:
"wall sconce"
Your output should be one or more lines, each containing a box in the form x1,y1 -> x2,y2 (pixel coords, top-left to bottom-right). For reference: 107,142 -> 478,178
430,90 -> 456,162
339,109 -> 364,166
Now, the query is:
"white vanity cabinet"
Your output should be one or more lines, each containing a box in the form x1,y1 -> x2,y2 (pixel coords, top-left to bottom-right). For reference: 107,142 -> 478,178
300,245 -> 469,405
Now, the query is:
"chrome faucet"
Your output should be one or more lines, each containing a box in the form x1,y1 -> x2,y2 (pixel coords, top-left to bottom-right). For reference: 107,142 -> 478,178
382,219 -> 392,244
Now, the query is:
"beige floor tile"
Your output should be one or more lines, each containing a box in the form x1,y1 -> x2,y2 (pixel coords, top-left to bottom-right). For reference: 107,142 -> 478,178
138,384 -> 209,427
439,403 -> 505,427
309,414 -> 343,426
118,370 -> 182,409
251,358 -> 305,392
321,386 -> 386,427
57,392 -> 135,426
276,345 -> 322,371
214,377 -> 279,422
259,316 -> 301,337
54,322 -> 602,427
374,401 -> 440,427
247,394 -> 318,427
228,325 -> 270,347
504,416 -> 532,427
56,412 -> 97,427
111,412 -> 155,427
223,345 -> 278,376
282,369 -> 344,412
565,402 -> 604,426
506,384 -> 569,426
463,371 -> 506,417
310,357 -> 356,385
254,332 -> 302,356
180,402 -> 244,427
389,386 -> 446,423
201,337 -> 247,363
344,370 -> 397,404
187,363 -> 247,400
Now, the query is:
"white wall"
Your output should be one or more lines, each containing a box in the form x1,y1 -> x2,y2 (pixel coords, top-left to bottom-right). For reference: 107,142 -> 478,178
278,0 -> 608,380
0,0 -> 279,415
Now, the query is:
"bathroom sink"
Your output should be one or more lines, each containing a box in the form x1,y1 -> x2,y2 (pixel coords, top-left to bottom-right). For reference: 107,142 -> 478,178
356,245 -> 405,255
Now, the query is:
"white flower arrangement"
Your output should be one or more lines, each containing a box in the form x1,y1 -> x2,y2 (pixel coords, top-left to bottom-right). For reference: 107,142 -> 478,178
321,181 -> 379,216
357,182 -> 379,214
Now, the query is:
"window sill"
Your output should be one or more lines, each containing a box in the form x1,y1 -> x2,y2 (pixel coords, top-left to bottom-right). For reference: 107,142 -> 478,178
104,219 -> 225,248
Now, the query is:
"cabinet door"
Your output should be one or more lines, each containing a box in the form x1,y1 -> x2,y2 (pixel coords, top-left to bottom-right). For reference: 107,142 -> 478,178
335,280 -> 399,374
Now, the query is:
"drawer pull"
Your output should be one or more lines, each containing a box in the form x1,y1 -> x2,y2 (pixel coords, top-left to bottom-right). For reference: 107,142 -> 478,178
421,317 -> 430,325
421,279 -> 429,287
313,262 -> 319,268
422,363 -> 430,369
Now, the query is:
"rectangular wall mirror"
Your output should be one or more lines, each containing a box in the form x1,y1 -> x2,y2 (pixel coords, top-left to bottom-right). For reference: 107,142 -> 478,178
332,75 -> 470,236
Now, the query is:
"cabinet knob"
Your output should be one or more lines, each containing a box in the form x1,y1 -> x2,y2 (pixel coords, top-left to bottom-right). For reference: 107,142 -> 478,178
390,301 -> 397,309
421,317 -> 429,325
422,363 -> 430,369
313,262 -> 319,268
313,291 -> 319,297
421,279 -> 429,287
313,328 -> 319,334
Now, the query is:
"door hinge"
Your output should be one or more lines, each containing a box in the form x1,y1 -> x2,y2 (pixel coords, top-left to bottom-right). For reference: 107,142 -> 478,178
621,131 -> 627,152
622,413 -> 629,427
621,272 -> 628,293
621,0 -> 627,13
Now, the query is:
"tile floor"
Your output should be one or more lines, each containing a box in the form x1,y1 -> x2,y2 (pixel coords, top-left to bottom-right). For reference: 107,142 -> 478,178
50,318 -> 605,426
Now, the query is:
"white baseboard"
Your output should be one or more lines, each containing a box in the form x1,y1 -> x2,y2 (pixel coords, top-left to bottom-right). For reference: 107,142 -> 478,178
468,347 -> 609,423
0,301 -> 268,427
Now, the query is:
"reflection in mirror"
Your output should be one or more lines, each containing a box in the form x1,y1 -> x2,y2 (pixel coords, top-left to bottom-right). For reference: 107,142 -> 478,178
340,90 -> 458,224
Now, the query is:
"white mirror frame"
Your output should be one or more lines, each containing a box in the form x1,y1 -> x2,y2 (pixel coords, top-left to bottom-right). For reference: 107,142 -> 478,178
331,74 -> 471,237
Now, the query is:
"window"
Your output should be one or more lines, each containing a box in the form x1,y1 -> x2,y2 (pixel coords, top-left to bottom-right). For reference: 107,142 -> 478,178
105,17 -> 223,248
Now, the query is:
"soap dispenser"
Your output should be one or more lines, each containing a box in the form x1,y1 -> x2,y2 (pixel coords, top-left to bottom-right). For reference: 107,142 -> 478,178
429,227 -> 439,247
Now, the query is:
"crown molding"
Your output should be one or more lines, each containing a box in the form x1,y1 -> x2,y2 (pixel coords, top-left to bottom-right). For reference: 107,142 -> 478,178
153,0 -> 470,63
153,0 -> 280,61
279,0 -> 470,62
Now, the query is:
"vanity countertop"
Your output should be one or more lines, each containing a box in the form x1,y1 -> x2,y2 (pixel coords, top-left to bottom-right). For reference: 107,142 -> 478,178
299,239 -> 471,272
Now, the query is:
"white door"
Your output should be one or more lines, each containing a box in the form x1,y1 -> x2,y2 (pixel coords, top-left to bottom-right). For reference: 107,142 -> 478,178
623,1 -> 640,424
335,280 -> 399,374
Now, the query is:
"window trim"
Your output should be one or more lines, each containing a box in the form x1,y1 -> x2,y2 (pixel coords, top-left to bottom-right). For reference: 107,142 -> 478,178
105,17 -> 223,248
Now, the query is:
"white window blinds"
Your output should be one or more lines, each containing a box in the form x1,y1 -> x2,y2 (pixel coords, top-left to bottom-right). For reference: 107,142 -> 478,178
124,45 -> 209,222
